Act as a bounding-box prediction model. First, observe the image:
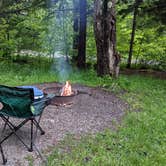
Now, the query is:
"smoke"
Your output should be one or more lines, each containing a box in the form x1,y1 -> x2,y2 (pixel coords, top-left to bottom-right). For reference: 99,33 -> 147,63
51,54 -> 72,82
48,0 -> 72,83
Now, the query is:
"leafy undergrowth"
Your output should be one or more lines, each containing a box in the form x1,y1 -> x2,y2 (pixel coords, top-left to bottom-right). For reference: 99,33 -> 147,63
0,57 -> 165,166
47,76 -> 166,166
0,57 -> 114,87
0,56 -> 58,86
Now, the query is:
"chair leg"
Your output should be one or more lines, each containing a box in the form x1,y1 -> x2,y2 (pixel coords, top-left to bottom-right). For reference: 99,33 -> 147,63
0,116 -> 31,151
33,119 -> 45,135
0,115 -> 46,162
35,113 -> 45,135
28,119 -> 34,152
0,145 -> 7,165
2,117 -> 9,133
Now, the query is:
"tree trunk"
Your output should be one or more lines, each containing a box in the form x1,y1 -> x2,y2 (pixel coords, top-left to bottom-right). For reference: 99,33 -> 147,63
72,0 -> 79,62
73,0 -> 79,49
77,0 -> 87,69
3,16 -> 10,58
94,0 -> 119,77
127,0 -> 142,68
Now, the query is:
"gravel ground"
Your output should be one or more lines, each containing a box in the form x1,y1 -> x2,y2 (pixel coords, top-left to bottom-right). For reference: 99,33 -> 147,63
0,83 -> 128,166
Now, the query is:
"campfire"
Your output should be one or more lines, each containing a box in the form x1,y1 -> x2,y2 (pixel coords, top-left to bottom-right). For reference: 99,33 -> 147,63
43,81 -> 91,106
43,81 -> 77,106
60,81 -> 73,96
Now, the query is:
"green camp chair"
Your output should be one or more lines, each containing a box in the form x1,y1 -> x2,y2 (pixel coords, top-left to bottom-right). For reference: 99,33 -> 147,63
0,85 -> 53,164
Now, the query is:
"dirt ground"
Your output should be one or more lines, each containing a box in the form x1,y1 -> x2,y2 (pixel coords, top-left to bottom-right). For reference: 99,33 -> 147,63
0,83 -> 128,166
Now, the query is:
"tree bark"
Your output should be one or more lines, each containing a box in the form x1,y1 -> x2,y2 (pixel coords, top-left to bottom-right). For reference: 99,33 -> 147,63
94,0 -> 119,77
127,0 -> 142,68
73,0 -> 79,49
72,0 -> 79,62
77,0 -> 87,69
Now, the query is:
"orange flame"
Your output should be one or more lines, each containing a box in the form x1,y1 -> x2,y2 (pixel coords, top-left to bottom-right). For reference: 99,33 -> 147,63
0,102 -> 3,110
61,81 -> 72,96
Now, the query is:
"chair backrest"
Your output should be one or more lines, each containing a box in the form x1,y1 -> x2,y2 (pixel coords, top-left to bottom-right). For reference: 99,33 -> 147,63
0,85 -> 34,118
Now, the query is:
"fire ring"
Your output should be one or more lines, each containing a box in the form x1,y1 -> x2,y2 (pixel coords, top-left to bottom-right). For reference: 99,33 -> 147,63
43,87 -> 78,106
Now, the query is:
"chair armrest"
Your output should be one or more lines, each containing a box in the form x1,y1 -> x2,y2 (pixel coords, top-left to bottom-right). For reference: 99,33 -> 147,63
31,94 -> 55,116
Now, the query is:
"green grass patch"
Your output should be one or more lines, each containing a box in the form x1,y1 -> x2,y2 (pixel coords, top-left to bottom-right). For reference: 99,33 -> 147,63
0,57 -> 165,165
47,76 -> 166,166
0,56 -> 57,86
0,56 -> 117,89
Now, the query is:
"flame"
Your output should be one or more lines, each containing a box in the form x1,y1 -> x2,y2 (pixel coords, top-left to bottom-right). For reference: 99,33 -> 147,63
61,81 -> 72,96
0,102 -> 3,110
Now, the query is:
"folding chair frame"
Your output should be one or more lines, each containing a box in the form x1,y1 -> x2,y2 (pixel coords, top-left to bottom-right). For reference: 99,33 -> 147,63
0,85 -> 54,164
0,113 -> 45,164
0,144 -> 7,165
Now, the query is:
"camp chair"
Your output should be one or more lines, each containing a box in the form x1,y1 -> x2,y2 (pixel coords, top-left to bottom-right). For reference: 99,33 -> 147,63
0,85 -> 53,164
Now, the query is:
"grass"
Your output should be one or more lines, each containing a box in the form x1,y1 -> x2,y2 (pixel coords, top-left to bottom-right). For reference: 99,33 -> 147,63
0,56 -> 58,86
0,56 -> 113,87
46,76 -> 166,166
0,56 -> 166,166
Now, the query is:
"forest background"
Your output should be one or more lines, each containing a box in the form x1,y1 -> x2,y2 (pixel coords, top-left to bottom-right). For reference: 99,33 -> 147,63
0,0 -> 165,72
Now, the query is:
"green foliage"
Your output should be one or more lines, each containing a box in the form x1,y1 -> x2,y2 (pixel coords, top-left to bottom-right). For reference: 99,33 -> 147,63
86,17 -> 97,63
0,57 -> 165,165
117,1 -> 166,70
16,9 -> 48,51
44,12 -> 73,56
0,0 -> 165,70
0,1 -> 48,57
0,17 -> 17,57
0,55 -> 114,88
0,56 -> 56,86
47,75 -> 166,166
140,0 -> 166,25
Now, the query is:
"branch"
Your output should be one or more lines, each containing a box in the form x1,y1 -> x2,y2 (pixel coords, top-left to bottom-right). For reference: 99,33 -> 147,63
0,7 -> 32,17
0,0 -> 48,17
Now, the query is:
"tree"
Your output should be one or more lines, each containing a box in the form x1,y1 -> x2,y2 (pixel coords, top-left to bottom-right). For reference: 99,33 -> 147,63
127,0 -> 142,68
73,0 -> 79,51
139,0 -> 166,25
0,0 -> 48,57
117,0 -> 165,69
72,0 -> 79,62
77,0 -> 87,69
94,0 -> 120,77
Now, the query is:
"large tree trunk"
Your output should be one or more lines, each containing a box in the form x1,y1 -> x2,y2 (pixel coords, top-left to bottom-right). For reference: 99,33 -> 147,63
77,0 -> 87,69
94,0 -> 119,77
